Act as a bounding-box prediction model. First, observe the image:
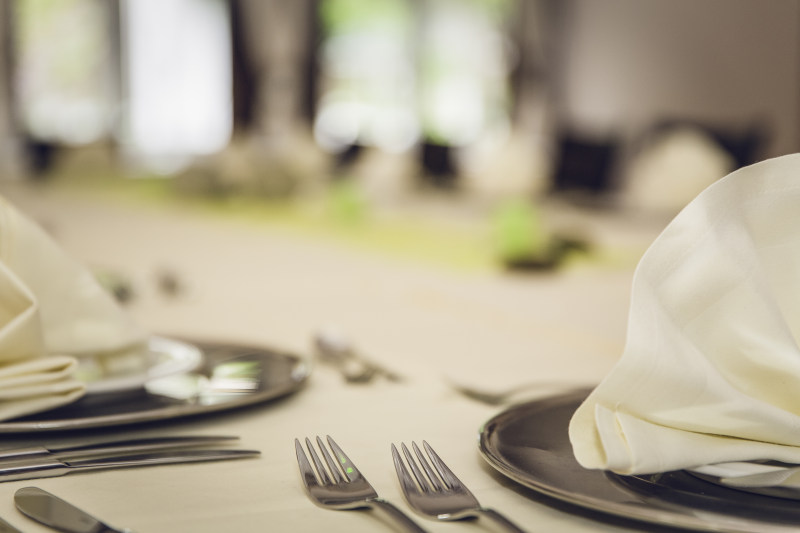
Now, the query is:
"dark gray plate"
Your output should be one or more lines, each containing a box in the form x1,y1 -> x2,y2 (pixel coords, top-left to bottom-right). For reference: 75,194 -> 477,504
478,389 -> 800,533
0,339 -> 311,432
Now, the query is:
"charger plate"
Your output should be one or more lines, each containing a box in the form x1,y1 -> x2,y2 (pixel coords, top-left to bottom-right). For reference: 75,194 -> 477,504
0,338 -> 310,433
478,389 -> 800,533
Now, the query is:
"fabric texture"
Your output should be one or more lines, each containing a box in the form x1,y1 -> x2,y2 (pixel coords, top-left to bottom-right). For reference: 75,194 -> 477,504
569,153 -> 800,476
0,196 -> 146,420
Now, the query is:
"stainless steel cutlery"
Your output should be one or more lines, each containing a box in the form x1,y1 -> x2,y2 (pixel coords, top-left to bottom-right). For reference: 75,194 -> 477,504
0,434 -> 238,461
295,435 -> 427,532
1,433 -> 527,531
0,434 -> 259,482
446,377 -> 591,406
0,516 -> 22,533
313,327 -> 403,383
295,435 -> 527,531
16,486 -> 134,533
392,440 -> 528,532
0,435 -> 259,531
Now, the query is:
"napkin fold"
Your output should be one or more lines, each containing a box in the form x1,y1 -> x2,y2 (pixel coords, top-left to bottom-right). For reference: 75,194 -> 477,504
569,153 -> 800,476
0,355 -> 85,420
0,195 -> 146,420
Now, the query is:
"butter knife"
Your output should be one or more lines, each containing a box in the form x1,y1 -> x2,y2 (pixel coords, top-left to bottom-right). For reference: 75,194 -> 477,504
0,435 -> 238,462
16,486 -> 133,533
0,449 -> 259,482
0,516 -> 22,533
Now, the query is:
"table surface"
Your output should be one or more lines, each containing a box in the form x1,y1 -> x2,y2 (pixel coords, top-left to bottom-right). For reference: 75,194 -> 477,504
0,183 -> 670,533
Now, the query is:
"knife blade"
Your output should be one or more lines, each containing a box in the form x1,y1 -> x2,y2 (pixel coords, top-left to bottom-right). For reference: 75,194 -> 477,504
0,516 -> 22,533
15,486 -> 133,533
0,448 -> 260,482
0,434 -> 239,462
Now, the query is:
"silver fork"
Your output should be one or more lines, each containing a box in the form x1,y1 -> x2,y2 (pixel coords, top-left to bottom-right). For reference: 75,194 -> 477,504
447,377 -> 589,406
392,441 -> 528,532
295,436 -> 428,532
313,327 -> 403,383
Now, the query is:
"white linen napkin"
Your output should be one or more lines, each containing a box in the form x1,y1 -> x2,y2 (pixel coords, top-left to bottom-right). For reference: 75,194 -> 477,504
0,195 -> 146,420
569,153 -> 800,478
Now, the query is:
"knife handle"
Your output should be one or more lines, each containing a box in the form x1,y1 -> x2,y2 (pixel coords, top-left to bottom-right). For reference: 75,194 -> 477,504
0,449 -> 259,482
0,435 -> 239,463
0,447 -> 49,461
0,459 -> 68,482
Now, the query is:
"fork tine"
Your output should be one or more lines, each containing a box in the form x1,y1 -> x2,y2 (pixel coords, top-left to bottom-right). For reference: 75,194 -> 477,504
400,443 -> 433,492
326,435 -> 364,483
305,437 -> 333,485
295,438 -> 321,488
317,436 -> 346,484
392,444 -> 425,496
298,437 -> 430,532
409,442 -> 446,492
422,441 -> 468,492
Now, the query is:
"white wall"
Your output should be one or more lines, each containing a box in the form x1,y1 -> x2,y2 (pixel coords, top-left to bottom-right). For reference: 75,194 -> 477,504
557,0 -> 800,158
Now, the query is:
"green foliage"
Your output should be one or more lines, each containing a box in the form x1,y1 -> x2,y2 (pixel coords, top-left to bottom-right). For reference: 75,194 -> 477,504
328,179 -> 368,225
320,0 -> 410,34
492,199 -> 548,262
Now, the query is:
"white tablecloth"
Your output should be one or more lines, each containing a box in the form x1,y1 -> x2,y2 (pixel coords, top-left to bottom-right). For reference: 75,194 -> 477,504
0,184 -> 653,532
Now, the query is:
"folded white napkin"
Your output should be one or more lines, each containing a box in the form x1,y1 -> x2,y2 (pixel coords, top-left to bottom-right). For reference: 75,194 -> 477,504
0,355 -> 84,420
569,153 -> 800,477
0,195 -> 146,420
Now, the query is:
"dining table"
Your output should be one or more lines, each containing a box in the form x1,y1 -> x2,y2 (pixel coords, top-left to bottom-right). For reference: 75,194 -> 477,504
0,181 -> 672,532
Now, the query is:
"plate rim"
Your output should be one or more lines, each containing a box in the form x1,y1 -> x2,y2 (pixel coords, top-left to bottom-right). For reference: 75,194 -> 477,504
81,335 -> 204,394
0,338 -> 311,433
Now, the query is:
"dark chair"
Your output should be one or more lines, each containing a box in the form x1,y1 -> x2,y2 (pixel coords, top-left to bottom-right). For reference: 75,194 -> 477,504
551,133 -> 619,194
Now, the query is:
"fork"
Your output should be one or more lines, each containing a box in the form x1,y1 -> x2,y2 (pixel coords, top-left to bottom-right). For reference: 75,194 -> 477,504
447,377 -> 589,406
295,436 -> 428,532
313,327 -> 403,383
392,441 -> 528,532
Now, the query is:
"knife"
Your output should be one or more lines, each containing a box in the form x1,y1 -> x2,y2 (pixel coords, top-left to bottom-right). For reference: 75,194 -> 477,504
0,435 -> 239,462
16,486 -> 134,533
0,516 -> 22,533
0,448 -> 260,482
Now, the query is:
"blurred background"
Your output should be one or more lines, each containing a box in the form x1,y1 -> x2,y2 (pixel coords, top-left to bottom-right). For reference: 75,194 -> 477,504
0,0 -> 797,272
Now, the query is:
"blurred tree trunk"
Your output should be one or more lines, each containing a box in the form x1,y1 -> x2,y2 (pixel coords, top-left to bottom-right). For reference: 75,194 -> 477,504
185,0 -> 326,197
506,0 -> 564,195
0,0 -> 23,179
230,0 -> 318,143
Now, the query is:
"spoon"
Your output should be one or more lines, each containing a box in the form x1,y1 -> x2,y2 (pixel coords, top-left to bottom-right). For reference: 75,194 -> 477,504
313,326 -> 403,383
447,378 -> 590,405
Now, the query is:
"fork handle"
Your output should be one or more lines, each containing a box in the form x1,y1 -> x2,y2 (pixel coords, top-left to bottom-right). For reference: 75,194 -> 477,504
367,498 -> 429,532
477,507 -> 528,533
